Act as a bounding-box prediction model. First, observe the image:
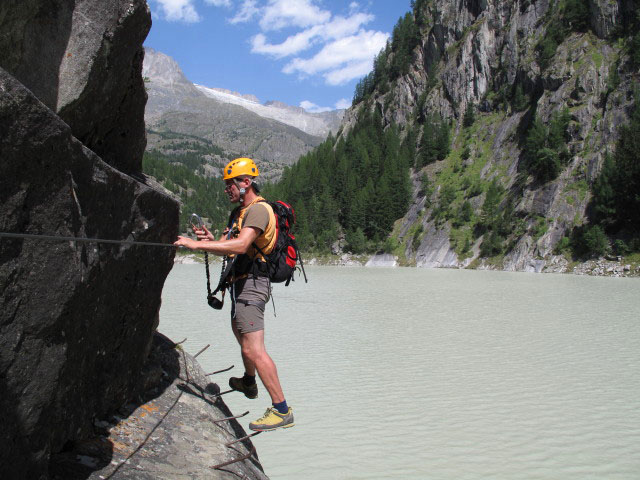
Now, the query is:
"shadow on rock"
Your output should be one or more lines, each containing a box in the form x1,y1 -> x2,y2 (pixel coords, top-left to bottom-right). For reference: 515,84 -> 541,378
49,332 -> 267,480
48,332 -> 181,479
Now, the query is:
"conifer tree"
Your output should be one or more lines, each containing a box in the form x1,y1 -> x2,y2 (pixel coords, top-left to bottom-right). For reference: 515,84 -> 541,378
418,119 -> 438,167
512,84 -> 528,111
463,102 -> 475,128
524,109 -> 570,183
436,119 -> 451,159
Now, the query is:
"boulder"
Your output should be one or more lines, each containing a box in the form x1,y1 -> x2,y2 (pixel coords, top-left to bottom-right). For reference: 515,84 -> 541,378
0,67 -> 178,478
0,0 -> 151,174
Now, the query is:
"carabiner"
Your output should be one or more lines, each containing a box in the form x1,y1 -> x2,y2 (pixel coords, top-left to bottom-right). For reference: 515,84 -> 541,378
190,213 -> 204,230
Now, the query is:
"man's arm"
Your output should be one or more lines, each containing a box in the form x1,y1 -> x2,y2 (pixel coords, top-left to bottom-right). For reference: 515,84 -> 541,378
174,226 -> 261,255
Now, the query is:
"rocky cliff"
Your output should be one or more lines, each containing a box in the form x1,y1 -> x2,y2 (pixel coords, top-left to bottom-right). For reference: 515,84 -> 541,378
0,1 -> 256,477
341,0 -> 637,272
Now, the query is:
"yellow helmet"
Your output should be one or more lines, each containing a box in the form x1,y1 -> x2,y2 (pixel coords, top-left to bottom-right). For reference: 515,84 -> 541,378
223,157 -> 259,180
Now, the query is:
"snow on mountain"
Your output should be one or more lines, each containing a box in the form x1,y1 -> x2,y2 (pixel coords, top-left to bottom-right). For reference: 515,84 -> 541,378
194,84 -> 343,138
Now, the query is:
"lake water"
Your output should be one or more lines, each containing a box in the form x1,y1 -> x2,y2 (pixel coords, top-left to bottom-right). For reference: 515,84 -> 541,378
159,265 -> 640,479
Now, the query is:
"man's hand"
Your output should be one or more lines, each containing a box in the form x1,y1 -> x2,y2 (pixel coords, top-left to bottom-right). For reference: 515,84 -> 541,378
193,224 -> 214,241
173,226 -> 260,255
174,236 -> 198,250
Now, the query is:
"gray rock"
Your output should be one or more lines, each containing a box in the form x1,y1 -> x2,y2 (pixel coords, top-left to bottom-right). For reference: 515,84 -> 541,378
0,0 -> 151,174
0,67 -> 178,478
49,333 -> 267,479
365,254 -> 398,267
415,222 -> 459,268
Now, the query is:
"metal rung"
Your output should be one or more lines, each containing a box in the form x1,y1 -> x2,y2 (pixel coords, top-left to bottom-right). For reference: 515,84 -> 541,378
206,365 -> 234,376
213,411 -> 250,423
210,446 -> 256,470
225,431 -> 261,447
193,344 -> 210,358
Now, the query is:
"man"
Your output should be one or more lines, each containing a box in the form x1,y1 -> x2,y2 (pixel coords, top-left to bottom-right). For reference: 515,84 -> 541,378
174,157 -> 294,431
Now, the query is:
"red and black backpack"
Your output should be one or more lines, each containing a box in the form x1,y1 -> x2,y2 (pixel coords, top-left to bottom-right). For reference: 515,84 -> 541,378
253,200 -> 307,286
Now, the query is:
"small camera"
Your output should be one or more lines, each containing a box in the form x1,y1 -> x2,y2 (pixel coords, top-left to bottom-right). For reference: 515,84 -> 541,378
208,293 -> 224,310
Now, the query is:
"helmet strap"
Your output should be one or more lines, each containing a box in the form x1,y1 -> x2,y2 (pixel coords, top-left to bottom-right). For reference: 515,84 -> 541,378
234,178 -> 247,202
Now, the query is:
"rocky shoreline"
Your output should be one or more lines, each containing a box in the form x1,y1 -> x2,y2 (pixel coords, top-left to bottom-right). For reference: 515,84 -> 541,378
296,253 -> 640,278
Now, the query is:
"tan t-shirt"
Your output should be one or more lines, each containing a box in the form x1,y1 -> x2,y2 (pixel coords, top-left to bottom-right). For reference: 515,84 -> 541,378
242,203 -> 270,233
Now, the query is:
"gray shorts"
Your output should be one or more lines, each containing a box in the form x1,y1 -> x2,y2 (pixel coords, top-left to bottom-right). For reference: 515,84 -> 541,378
231,276 -> 270,334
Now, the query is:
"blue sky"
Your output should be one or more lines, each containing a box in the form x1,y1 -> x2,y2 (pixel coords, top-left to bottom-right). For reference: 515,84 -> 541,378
144,0 -> 412,112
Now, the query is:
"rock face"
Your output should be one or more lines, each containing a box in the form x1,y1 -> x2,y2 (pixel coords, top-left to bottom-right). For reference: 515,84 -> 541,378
49,334 -> 268,480
0,0 -> 151,174
0,65 -> 178,479
0,1 -> 181,477
341,0 -> 636,272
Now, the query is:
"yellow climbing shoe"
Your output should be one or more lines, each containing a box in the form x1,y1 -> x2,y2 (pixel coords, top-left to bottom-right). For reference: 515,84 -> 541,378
249,407 -> 294,431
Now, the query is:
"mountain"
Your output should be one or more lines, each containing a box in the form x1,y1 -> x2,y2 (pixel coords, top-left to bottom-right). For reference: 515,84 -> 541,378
268,0 -> 639,273
194,85 -> 343,138
142,48 -> 343,181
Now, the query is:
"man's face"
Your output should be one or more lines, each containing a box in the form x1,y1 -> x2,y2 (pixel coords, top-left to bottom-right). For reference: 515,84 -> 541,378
225,177 -> 251,203
224,180 -> 239,203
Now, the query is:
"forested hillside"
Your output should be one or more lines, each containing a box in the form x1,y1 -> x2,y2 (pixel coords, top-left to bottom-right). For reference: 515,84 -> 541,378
143,150 -> 229,233
267,0 -> 640,271
265,112 -> 412,252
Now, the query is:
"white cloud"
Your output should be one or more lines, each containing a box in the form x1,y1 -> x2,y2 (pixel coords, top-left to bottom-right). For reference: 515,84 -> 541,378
204,0 -> 232,6
250,12 -> 374,59
322,13 -> 373,40
335,98 -> 352,109
283,30 -> 388,85
324,60 -> 372,85
300,97 -> 352,112
300,100 -> 331,113
225,1 -> 389,88
229,0 -> 261,24
229,0 -> 331,30
259,0 -> 331,31
155,0 -> 200,22
251,27 -> 321,58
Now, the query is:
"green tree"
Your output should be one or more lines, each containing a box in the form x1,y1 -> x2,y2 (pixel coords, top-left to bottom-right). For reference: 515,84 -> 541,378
477,178 -> 504,235
563,0 -> 590,32
463,102 -> 475,128
418,114 -> 450,167
512,84 -> 528,111
346,228 -> 367,254
523,110 -> 570,183
436,119 -> 451,159
459,200 -> 473,223
610,104 -> 640,234
418,120 -> 438,167
590,153 -> 617,229
589,90 -> 640,240
571,224 -> 610,258
531,147 -> 561,184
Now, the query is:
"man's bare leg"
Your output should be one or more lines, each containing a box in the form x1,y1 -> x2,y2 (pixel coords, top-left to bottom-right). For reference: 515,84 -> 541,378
237,329 -> 285,403
233,328 -> 257,378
